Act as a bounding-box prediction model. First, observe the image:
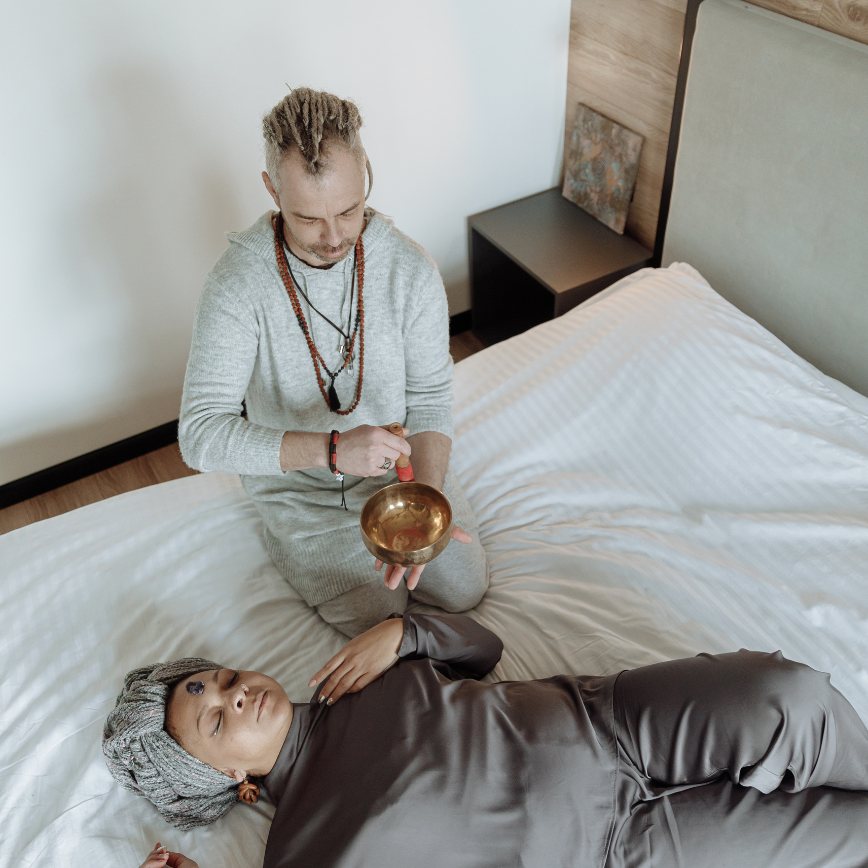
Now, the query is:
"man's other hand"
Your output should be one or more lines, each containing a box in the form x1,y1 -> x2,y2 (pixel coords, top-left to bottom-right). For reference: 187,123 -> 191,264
337,425 -> 411,477
376,525 -> 473,590
308,618 -> 405,704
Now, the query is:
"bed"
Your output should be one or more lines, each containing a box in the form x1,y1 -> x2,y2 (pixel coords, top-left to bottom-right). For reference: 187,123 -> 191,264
3,262 -> 868,866
3,1 -> 868,866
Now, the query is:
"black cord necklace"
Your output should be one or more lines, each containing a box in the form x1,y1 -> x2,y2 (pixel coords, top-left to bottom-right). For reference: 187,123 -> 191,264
284,248 -> 359,410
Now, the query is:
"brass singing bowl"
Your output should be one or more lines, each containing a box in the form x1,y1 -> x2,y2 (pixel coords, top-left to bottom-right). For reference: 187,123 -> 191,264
360,482 -> 454,567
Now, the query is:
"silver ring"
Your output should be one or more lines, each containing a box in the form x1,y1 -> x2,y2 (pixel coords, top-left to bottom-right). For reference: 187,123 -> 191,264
380,458 -> 393,470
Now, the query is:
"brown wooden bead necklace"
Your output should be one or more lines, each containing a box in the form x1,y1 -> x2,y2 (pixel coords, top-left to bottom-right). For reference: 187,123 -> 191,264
272,212 -> 365,414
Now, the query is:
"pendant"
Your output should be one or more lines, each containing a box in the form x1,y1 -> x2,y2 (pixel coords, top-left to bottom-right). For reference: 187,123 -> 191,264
349,351 -> 355,373
328,379 -> 341,412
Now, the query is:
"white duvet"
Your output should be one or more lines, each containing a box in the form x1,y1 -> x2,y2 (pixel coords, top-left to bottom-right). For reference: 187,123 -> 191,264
2,263 -> 867,868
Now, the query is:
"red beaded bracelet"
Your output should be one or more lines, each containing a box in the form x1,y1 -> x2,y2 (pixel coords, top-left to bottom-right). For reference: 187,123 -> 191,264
329,430 -> 348,510
328,430 -> 343,478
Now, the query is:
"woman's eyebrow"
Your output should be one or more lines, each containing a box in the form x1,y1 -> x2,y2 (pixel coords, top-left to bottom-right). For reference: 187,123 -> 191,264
194,670 -> 221,734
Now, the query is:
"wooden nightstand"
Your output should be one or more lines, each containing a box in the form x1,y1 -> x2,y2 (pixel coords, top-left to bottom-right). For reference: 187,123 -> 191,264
469,188 -> 652,345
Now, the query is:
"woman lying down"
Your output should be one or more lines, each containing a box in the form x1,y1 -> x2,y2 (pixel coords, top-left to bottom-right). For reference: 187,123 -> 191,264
105,613 -> 868,868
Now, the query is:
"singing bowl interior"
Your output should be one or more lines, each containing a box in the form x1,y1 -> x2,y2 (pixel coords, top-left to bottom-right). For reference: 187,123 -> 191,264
360,482 -> 453,567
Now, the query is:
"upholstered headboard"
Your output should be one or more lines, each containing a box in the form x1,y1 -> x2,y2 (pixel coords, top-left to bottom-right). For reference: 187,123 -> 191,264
656,0 -> 868,396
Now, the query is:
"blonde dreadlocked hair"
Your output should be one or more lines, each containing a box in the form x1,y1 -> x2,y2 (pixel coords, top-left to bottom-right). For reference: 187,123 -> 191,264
263,87 -> 370,193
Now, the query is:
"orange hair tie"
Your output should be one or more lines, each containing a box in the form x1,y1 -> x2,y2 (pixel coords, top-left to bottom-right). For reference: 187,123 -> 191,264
238,780 -> 260,804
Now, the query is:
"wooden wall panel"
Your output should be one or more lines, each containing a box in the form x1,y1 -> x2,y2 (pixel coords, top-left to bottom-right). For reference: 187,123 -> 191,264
565,0 -> 685,249
565,0 -> 866,250
819,0 -> 868,41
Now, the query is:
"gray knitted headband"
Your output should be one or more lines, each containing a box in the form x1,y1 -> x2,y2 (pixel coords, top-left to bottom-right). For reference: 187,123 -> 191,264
102,658 -> 241,830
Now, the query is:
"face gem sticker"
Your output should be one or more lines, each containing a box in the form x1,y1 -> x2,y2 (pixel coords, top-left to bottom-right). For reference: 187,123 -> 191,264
186,680 -> 205,695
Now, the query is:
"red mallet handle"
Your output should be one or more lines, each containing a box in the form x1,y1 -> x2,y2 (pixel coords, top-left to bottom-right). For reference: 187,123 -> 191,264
388,423 -> 415,482
396,464 -> 415,482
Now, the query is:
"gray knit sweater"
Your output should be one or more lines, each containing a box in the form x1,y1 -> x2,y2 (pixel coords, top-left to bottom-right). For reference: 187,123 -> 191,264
179,210 -> 453,606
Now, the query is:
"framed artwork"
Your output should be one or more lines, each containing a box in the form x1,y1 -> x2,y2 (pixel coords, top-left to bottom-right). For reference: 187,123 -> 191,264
562,104 -> 644,235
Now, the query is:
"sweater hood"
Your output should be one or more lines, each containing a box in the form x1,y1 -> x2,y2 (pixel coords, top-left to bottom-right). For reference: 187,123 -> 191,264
225,209 -> 393,273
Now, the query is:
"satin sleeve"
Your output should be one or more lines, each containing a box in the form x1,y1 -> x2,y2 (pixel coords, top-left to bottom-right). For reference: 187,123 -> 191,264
395,613 -> 503,679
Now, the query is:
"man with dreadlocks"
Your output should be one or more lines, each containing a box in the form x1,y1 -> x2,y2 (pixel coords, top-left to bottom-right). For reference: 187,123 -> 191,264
179,88 -> 488,637
109,615 -> 868,868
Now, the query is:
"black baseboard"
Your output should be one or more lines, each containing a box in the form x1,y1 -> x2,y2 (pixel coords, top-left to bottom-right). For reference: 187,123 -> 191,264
449,309 -> 472,335
0,420 -> 179,511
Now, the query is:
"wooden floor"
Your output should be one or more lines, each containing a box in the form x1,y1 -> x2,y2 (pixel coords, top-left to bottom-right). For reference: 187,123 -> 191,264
0,331 -> 488,536
449,329 -> 486,364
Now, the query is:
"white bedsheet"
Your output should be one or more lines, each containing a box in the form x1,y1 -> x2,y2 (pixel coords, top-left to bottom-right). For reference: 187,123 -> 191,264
2,263 -> 867,868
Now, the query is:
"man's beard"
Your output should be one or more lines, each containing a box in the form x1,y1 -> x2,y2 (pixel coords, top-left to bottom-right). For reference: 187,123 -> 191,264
286,225 -> 356,265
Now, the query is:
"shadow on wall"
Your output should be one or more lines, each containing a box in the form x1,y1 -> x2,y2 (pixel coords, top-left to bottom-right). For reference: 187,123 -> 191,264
5,65 -> 250,485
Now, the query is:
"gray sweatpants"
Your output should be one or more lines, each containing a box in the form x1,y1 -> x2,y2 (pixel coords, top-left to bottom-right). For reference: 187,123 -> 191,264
316,470 -> 489,638
608,650 -> 868,867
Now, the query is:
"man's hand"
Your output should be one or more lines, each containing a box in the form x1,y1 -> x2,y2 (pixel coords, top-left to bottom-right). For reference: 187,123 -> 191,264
279,425 -> 410,475
138,843 -> 198,868
336,425 -> 411,477
376,525 -> 474,590
309,618 -> 405,704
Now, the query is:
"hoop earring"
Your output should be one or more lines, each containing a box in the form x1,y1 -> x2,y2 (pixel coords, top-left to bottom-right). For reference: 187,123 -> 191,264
365,158 -> 374,201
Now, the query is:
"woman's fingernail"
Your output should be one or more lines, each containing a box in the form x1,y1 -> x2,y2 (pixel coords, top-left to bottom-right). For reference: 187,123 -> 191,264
308,679 -> 316,686
327,697 -> 334,705
319,695 -> 326,703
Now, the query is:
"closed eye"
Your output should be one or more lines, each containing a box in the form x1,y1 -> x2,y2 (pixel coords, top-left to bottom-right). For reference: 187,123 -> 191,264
213,671 -> 240,736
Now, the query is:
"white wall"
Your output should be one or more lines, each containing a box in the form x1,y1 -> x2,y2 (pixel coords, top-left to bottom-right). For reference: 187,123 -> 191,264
0,0 -> 570,486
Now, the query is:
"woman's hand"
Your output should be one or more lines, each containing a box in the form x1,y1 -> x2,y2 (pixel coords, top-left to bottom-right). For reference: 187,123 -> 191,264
334,425 -> 410,478
138,843 -> 199,868
376,525 -> 474,590
309,618 -> 405,704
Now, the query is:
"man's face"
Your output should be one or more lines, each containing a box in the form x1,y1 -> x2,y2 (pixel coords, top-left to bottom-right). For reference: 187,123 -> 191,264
264,144 -> 367,267
165,668 -> 293,780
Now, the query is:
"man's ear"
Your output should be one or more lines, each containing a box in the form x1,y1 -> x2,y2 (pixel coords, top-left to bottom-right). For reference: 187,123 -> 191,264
262,171 -> 281,210
364,156 -> 373,201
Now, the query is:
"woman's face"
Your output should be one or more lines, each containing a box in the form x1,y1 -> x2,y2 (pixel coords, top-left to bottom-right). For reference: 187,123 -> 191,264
166,668 -> 293,780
